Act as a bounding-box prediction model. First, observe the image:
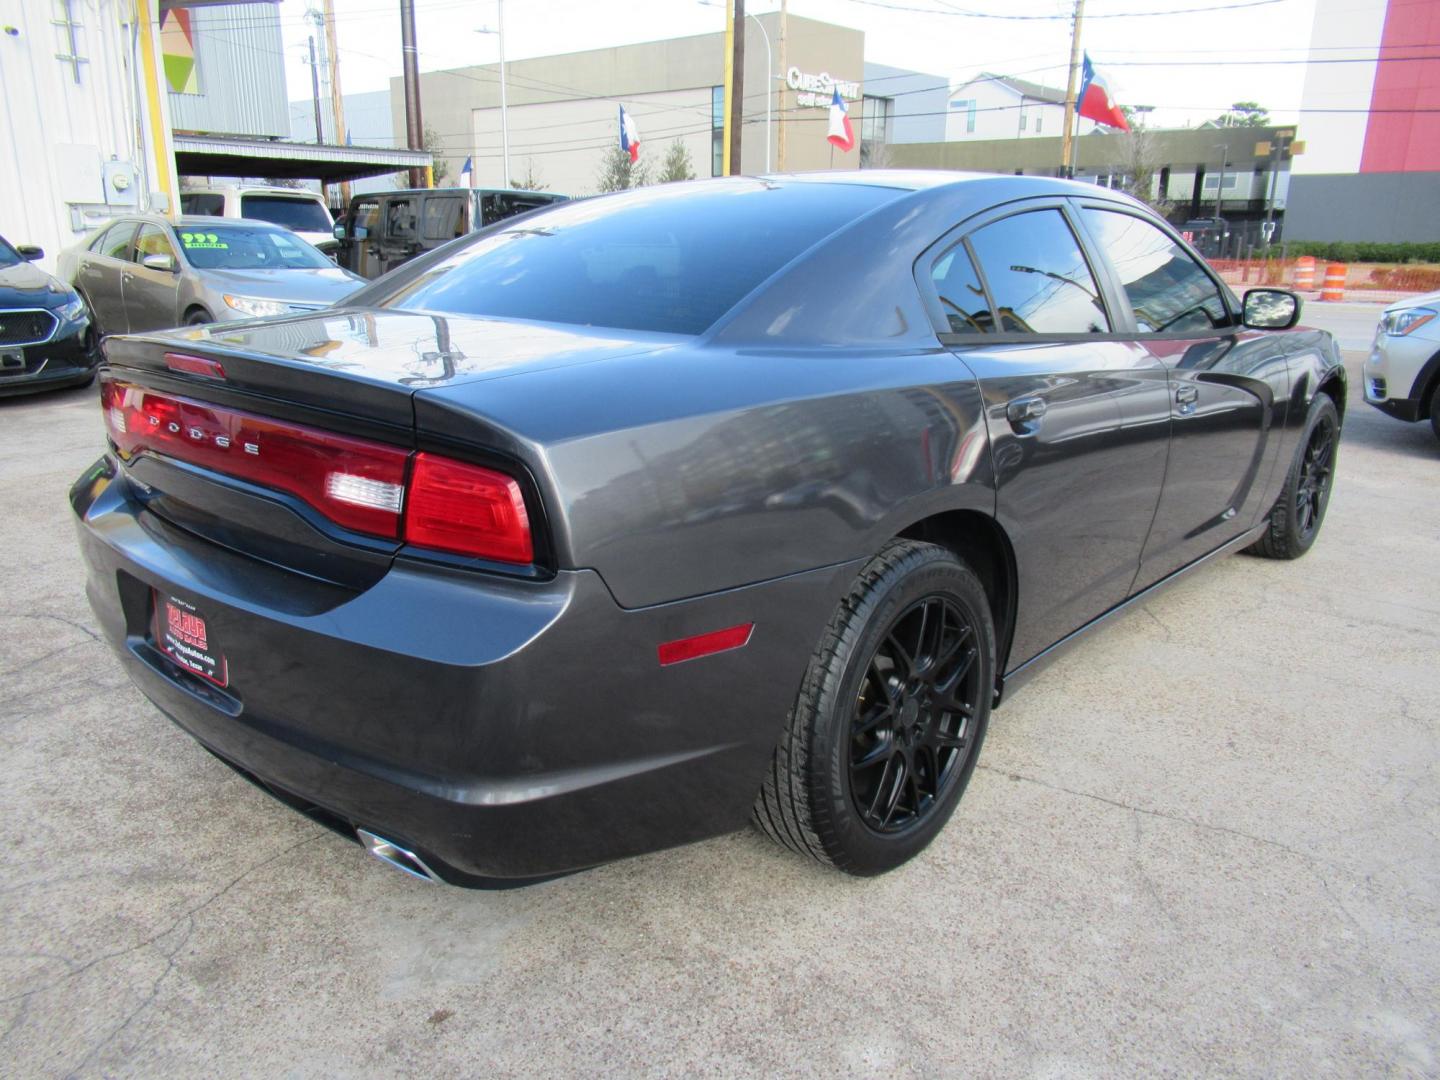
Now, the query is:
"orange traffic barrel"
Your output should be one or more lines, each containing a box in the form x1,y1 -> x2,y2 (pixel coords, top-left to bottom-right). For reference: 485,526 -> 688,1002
1293,255 -> 1316,290
1319,263 -> 1346,302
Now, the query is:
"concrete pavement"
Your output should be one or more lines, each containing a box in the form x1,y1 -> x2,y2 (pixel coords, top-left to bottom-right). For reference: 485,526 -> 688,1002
1,311 -> 1437,1076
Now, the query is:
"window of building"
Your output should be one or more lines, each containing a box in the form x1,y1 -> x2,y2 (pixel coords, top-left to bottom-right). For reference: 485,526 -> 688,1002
1019,111 -> 1028,132
860,96 -> 892,168
1080,209 -> 1231,333
967,209 -> 1110,334
949,98 -> 977,135
1035,112 -> 1043,134
711,85 -> 724,177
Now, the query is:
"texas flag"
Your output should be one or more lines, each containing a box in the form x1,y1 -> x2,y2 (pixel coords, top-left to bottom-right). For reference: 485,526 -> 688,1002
827,88 -> 855,153
619,104 -> 641,163
1078,53 -> 1129,131
460,156 -> 473,185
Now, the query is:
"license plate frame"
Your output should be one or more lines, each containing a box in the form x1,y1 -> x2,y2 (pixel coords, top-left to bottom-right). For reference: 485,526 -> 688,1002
152,591 -> 229,688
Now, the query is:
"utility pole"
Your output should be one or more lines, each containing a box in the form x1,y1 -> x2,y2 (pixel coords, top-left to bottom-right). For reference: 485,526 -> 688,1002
323,0 -> 350,205
400,0 -> 426,188
1261,128 -> 1293,245
1059,0 -> 1086,177
728,0 -> 745,174
777,0 -> 787,171
308,36 -> 324,144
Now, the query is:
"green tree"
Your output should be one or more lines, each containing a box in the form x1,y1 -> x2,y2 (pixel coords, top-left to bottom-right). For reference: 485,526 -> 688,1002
595,145 -> 649,192
1212,101 -> 1270,128
657,139 -> 696,183
423,124 -> 451,185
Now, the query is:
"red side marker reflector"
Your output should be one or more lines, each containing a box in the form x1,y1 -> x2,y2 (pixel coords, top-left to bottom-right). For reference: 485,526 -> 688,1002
165,352 -> 227,380
657,623 -> 754,667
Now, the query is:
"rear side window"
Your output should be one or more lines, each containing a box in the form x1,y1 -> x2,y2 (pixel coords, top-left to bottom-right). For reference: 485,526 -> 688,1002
422,196 -> 465,242
181,193 -> 225,216
240,194 -> 331,233
931,245 -> 993,334
99,221 -> 138,260
384,198 -> 418,241
373,181 -> 897,335
1081,209 -> 1232,332
968,209 -> 1110,334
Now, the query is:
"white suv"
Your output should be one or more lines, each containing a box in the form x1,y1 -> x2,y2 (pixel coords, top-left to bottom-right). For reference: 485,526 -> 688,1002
1364,290 -> 1440,442
178,185 -> 336,253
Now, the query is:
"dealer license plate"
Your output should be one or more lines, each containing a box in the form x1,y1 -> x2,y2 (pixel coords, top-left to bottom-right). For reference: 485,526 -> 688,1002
153,592 -> 228,687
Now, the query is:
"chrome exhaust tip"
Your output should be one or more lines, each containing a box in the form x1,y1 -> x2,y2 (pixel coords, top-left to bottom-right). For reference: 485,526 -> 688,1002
357,828 -> 443,884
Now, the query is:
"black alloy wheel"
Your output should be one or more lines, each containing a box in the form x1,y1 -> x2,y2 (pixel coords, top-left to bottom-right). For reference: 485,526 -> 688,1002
1294,410 -> 1337,544
753,539 -> 995,876
850,595 -> 981,834
1247,392 -> 1340,560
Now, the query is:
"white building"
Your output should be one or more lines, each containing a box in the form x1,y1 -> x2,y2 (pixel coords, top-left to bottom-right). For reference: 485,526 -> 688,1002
0,0 -> 151,272
945,73 -> 1099,142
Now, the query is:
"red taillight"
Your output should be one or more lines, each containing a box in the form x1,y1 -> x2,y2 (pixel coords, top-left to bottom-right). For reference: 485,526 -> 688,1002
100,379 -> 536,565
101,379 -> 409,537
404,452 -> 533,564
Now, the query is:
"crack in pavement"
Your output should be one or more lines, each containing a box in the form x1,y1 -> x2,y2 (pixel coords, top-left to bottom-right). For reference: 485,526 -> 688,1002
0,832 -> 324,1018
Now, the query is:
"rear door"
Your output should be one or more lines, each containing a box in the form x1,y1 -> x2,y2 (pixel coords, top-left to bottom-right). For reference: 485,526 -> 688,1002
378,195 -> 420,275
122,224 -> 183,332
1075,204 -> 1286,590
76,220 -> 138,332
928,202 -> 1172,668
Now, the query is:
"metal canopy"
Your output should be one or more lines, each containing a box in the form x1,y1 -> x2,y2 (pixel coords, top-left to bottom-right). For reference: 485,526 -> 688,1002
173,135 -> 431,183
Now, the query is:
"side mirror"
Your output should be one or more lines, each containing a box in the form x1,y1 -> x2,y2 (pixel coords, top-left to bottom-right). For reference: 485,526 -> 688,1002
16,245 -> 44,261
332,222 -> 348,241
1242,288 -> 1300,330
141,253 -> 176,273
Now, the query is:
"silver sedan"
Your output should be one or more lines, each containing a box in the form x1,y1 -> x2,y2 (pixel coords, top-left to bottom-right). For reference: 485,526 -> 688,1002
58,214 -> 364,335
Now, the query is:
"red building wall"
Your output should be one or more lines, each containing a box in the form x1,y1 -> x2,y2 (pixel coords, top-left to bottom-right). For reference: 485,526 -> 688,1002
1359,0 -> 1440,172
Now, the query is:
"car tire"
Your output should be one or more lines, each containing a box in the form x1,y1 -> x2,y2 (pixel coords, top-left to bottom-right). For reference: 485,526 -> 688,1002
185,309 -> 214,326
752,539 -> 995,876
1429,381 -> 1440,443
1247,392 -> 1340,560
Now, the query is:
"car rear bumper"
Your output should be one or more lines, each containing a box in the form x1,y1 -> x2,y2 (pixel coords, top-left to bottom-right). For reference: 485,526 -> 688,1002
0,323 -> 97,396
71,455 -> 852,884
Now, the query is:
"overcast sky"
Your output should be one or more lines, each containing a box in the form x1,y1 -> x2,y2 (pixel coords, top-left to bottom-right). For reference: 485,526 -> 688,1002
278,0 -> 1323,132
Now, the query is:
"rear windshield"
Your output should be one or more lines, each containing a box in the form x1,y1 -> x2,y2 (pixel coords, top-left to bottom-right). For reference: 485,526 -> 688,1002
240,194 -> 332,233
177,225 -> 333,270
369,181 -> 897,335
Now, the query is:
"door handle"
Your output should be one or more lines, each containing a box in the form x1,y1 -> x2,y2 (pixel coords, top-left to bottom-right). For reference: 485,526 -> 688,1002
1006,396 -> 1047,429
1175,385 -> 1199,404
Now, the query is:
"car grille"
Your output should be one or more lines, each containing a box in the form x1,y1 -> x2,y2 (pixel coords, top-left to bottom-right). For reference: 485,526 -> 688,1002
0,309 -> 58,346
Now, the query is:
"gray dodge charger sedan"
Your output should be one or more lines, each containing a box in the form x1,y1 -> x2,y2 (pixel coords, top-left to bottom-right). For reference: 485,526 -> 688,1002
70,173 -> 1344,886
59,214 -> 364,335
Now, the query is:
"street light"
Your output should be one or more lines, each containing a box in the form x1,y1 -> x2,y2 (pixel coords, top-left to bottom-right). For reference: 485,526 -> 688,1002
475,2 -> 509,188
699,0 -> 773,171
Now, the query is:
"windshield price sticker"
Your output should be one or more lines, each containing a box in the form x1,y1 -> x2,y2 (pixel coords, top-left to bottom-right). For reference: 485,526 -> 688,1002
180,232 -> 229,250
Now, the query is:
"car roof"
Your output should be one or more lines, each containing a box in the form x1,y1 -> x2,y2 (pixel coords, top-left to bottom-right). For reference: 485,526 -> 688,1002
183,185 -> 325,197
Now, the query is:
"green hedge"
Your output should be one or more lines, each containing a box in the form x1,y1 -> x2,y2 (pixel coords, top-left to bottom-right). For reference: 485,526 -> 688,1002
1286,240 -> 1440,264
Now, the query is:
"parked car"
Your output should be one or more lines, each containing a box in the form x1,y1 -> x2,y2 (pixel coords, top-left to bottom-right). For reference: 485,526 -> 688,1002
58,215 -> 365,334
71,174 -> 1344,886
1363,290 -> 1440,441
332,187 -> 568,279
179,184 -> 337,253
0,233 -> 97,396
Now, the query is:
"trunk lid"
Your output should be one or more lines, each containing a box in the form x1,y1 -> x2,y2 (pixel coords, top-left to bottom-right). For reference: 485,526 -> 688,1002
100,308 -> 677,584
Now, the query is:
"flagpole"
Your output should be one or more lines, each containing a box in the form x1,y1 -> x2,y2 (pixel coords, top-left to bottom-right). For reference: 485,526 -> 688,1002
1059,0 -> 1085,178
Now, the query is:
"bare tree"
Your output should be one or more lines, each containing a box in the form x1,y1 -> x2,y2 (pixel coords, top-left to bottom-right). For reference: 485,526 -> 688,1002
516,158 -> 547,191
1117,120 -> 1173,217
